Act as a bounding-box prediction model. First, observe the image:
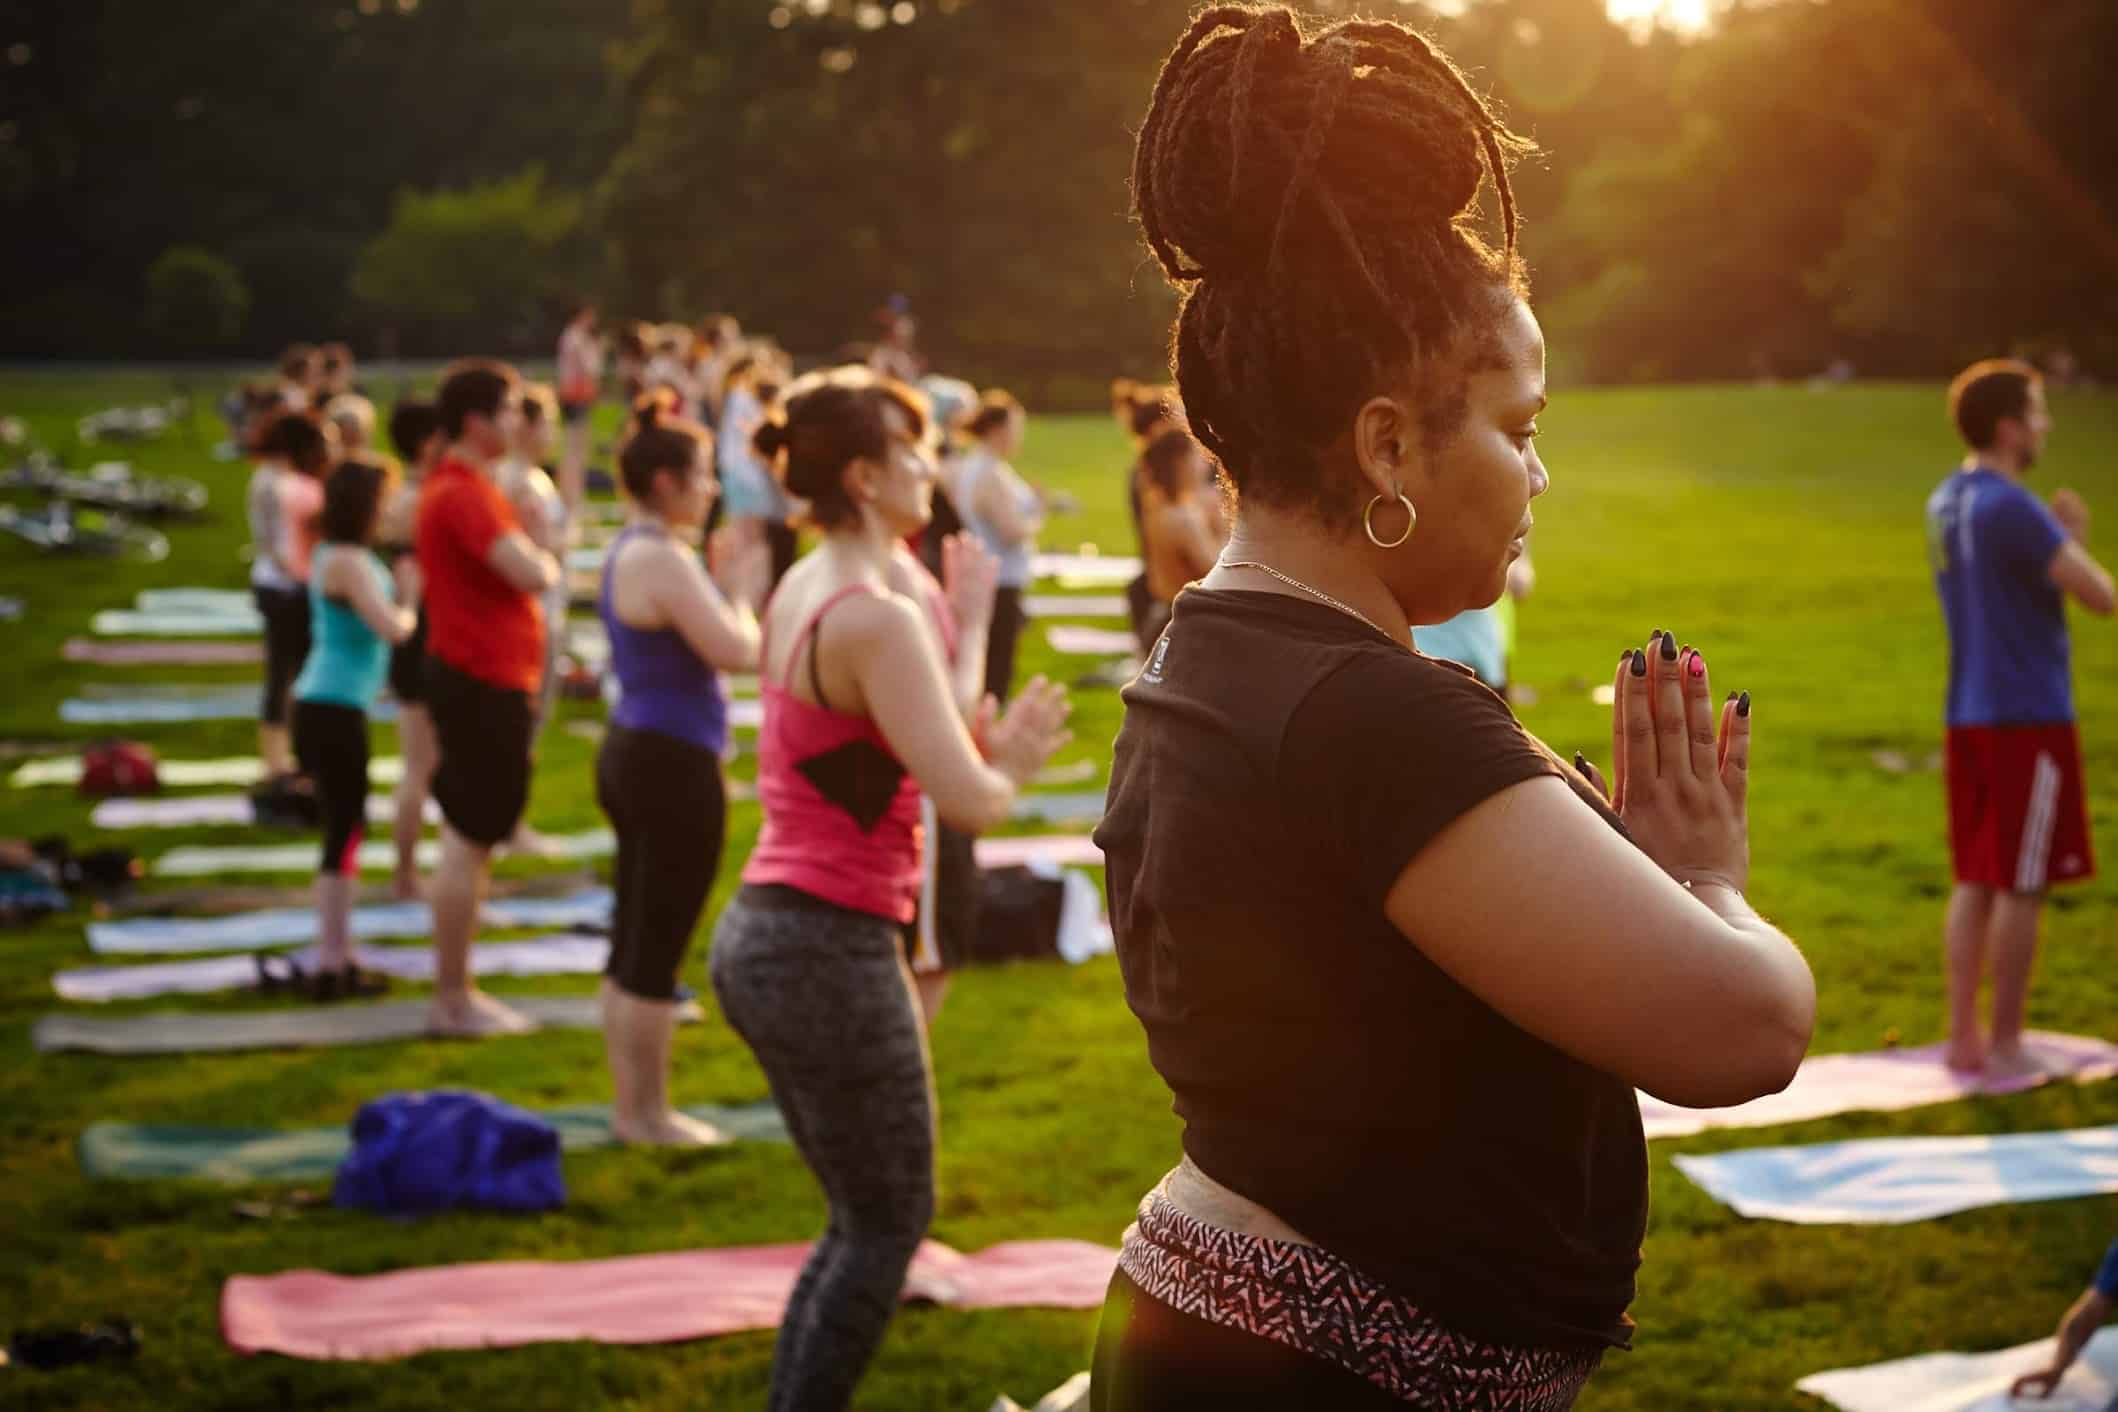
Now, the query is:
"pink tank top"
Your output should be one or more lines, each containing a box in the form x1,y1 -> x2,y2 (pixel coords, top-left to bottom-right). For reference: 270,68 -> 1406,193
742,584 -> 924,922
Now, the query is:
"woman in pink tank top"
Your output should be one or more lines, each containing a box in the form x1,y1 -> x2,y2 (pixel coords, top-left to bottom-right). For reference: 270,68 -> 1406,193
710,367 -> 1070,1412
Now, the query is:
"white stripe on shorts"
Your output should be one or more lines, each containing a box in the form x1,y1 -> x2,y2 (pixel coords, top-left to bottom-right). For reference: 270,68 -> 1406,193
2015,751 -> 2062,894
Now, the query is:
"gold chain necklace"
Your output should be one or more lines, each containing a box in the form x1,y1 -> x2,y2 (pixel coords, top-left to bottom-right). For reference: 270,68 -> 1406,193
1219,559 -> 1396,641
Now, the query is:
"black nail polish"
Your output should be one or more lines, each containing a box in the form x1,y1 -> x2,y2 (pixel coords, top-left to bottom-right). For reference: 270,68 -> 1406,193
1725,691 -> 1737,703
1736,691 -> 1751,718
1630,649 -> 1647,678
1620,647 -> 1632,663
1573,750 -> 1589,774
1660,632 -> 1679,662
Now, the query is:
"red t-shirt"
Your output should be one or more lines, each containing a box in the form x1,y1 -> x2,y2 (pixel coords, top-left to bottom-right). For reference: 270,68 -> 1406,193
415,457 -> 545,693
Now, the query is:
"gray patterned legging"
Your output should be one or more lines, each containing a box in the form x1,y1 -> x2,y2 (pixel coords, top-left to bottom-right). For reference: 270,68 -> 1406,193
709,885 -> 937,1412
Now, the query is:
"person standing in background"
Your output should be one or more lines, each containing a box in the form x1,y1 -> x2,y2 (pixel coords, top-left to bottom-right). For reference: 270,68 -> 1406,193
1927,358 -> 2113,1078
556,303 -> 604,513
953,390 -> 1043,702
376,399 -> 445,900
248,412 -> 334,781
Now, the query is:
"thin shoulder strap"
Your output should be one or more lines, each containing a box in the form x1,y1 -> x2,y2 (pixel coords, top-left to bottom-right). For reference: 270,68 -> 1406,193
598,523 -> 638,617
782,583 -> 886,696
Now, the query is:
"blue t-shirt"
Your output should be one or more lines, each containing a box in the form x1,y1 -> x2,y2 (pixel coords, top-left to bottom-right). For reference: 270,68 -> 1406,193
2094,1237 -> 2118,1298
1925,467 -> 2072,727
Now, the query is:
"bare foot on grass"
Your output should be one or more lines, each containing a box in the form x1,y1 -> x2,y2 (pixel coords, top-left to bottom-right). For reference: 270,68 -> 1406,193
1944,1037 -> 1986,1075
426,989 -> 535,1038
613,1110 -> 726,1147
1981,1043 -> 2049,1086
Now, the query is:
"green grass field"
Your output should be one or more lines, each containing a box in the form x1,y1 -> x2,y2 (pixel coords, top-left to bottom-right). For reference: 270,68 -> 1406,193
0,368 -> 2114,1410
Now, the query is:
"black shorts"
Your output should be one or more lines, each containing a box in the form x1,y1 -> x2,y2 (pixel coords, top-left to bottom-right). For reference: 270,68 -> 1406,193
425,656 -> 534,848
596,724 -> 728,1000
254,585 -> 312,728
292,700 -> 369,876
388,608 -> 429,705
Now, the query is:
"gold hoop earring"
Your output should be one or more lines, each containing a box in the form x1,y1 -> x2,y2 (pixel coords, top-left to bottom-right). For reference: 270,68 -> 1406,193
1363,492 -> 1416,550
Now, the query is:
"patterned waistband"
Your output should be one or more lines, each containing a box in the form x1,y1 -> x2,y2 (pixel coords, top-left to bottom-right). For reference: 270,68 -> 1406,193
1116,1185 -> 1601,1409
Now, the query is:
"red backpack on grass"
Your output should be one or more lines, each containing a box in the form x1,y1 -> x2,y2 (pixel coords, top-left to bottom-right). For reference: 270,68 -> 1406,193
78,740 -> 159,797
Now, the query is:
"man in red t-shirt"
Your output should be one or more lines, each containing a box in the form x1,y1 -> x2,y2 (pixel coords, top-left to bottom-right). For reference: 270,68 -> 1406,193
416,360 -> 561,1036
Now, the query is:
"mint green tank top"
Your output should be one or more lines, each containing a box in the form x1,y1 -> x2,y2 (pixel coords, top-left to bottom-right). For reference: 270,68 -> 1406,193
293,547 -> 394,709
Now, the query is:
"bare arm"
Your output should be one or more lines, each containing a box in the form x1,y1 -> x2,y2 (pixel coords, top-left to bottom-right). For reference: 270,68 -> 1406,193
634,538 -> 761,674
487,532 -> 559,593
2049,540 -> 2116,616
2012,1289 -> 2114,1400
321,550 -> 414,645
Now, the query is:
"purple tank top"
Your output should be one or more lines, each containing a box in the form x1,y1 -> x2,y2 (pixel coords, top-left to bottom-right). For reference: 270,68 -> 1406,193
598,525 -> 728,753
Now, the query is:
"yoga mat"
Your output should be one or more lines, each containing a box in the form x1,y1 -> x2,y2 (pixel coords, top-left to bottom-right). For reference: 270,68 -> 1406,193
92,793 -> 436,831
91,610 -> 262,638
34,993 -> 685,1056
220,1238 -> 1118,1360
1010,791 -> 1106,825
65,638 -> 265,666
137,589 -> 256,616
151,830 -> 615,878
62,689 -> 264,724
1797,1327 -> 2118,1412
1674,1123 -> 2118,1225
55,935 -> 608,1002
1639,1032 -> 2118,1140
1045,625 -> 1138,657
14,754 -> 405,790
974,834 -> 1104,869
87,888 -> 612,955
81,1101 -> 787,1182
1032,552 -> 1141,587
1023,595 -> 1128,620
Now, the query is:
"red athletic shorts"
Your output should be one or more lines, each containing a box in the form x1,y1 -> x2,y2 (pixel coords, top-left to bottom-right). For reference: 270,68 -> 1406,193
1946,723 -> 2096,893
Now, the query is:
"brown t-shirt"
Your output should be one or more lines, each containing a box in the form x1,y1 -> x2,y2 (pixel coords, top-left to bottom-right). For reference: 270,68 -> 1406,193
1093,588 -> 1648,1352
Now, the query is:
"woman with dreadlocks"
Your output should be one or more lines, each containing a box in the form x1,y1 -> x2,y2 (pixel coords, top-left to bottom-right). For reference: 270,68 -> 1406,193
1088,9 -> 1815,1408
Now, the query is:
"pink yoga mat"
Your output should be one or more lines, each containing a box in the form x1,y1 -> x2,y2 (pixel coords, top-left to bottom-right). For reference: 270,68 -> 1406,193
64,638 -> 264,666
1639,1031 -> 2118,1139
222,1238 -> 1116,1361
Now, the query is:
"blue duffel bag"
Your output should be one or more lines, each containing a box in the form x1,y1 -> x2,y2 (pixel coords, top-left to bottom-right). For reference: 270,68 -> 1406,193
334,1090 -> 565,1216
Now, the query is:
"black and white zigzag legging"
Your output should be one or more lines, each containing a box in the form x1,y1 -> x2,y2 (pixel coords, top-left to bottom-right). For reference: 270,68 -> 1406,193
1091,1184 -> 1602,1410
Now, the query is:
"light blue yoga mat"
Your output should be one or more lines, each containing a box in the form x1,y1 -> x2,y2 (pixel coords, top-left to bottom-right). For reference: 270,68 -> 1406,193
87,888 -> 612,956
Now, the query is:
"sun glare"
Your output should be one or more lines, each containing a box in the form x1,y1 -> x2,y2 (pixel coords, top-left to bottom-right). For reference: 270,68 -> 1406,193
1604,0 -> 1714,35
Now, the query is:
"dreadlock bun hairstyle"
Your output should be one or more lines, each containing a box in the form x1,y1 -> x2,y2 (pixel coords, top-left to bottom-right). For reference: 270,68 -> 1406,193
754,367 -> 930,531
1131,4 -> 1532,520
617,391 -> 712,503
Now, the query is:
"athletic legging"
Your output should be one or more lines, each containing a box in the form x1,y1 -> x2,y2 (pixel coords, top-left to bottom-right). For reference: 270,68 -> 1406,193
983,585 -> 1025,704
255,584 -> 312,728
710,884 -> 936,1412
291,700 -> 369,876
595,723 -> 727,1000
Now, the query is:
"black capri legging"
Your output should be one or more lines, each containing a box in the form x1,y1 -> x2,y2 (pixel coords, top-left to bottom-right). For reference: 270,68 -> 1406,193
983,584 -> 1026,704
255,585 -> 312,728
292,700 -> 369,876
595,723 -> 728,1000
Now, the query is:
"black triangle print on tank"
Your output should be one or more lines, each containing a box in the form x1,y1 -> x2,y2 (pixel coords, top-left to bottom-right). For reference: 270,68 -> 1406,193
794,739 -> 908,834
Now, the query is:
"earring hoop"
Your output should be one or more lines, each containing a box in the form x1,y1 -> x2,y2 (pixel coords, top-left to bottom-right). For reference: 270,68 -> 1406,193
1363,492 -> 1416,550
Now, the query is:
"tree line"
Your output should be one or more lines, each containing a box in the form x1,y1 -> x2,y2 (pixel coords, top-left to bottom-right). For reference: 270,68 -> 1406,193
4,0 -> 2112,398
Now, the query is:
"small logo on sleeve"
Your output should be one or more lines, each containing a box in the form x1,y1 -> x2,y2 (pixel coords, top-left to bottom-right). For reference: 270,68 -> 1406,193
1142,632 -> 1172,685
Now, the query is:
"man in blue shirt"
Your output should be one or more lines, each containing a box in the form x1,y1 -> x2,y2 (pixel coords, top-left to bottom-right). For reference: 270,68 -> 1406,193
1926,359 -> 2114,1079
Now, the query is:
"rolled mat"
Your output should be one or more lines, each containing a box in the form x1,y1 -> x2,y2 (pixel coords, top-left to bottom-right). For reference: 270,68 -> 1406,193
1022,595 -> 1128,620
1639,1031 -> 2118,1140
973,835 -> 1104,870
87,888 -> 611,955
56,935 -> 609,1002
1673,1122 -> 2118,1225
220,1238 -> 1118,1360
14,754 -> 404,790
65,638 -> 265,666
81,1101 -> 787,1182
34,993 -> 691,1056
1796,1327 -> 2118,1411
1044,626 -> 1139,658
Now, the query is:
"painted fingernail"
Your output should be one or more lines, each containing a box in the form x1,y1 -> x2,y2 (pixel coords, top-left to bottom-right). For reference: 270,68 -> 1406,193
1620,647 -> 1633,663
1737,691 -> 1751,718
1660,632 -> 1679,662
1573,750 -> 1589,774
1630,649 -> 1647,678
1687,651 -> 1705,680
1726,691 -> 1737,703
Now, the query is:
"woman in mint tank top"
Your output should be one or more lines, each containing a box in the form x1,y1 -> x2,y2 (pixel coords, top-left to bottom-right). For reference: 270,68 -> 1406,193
291,458 -> 415,1000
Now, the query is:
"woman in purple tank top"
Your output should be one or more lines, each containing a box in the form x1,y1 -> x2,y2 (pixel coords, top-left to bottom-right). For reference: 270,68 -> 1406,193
710,367 -> 1072,1411
594,395 -> 770,1146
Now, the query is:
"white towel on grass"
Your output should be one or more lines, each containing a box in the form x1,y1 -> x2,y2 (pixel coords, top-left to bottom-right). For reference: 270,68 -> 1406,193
1675,1124 -> 2118,1224
1797,1326 -> 2118,1411
86,888 -> 611,955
